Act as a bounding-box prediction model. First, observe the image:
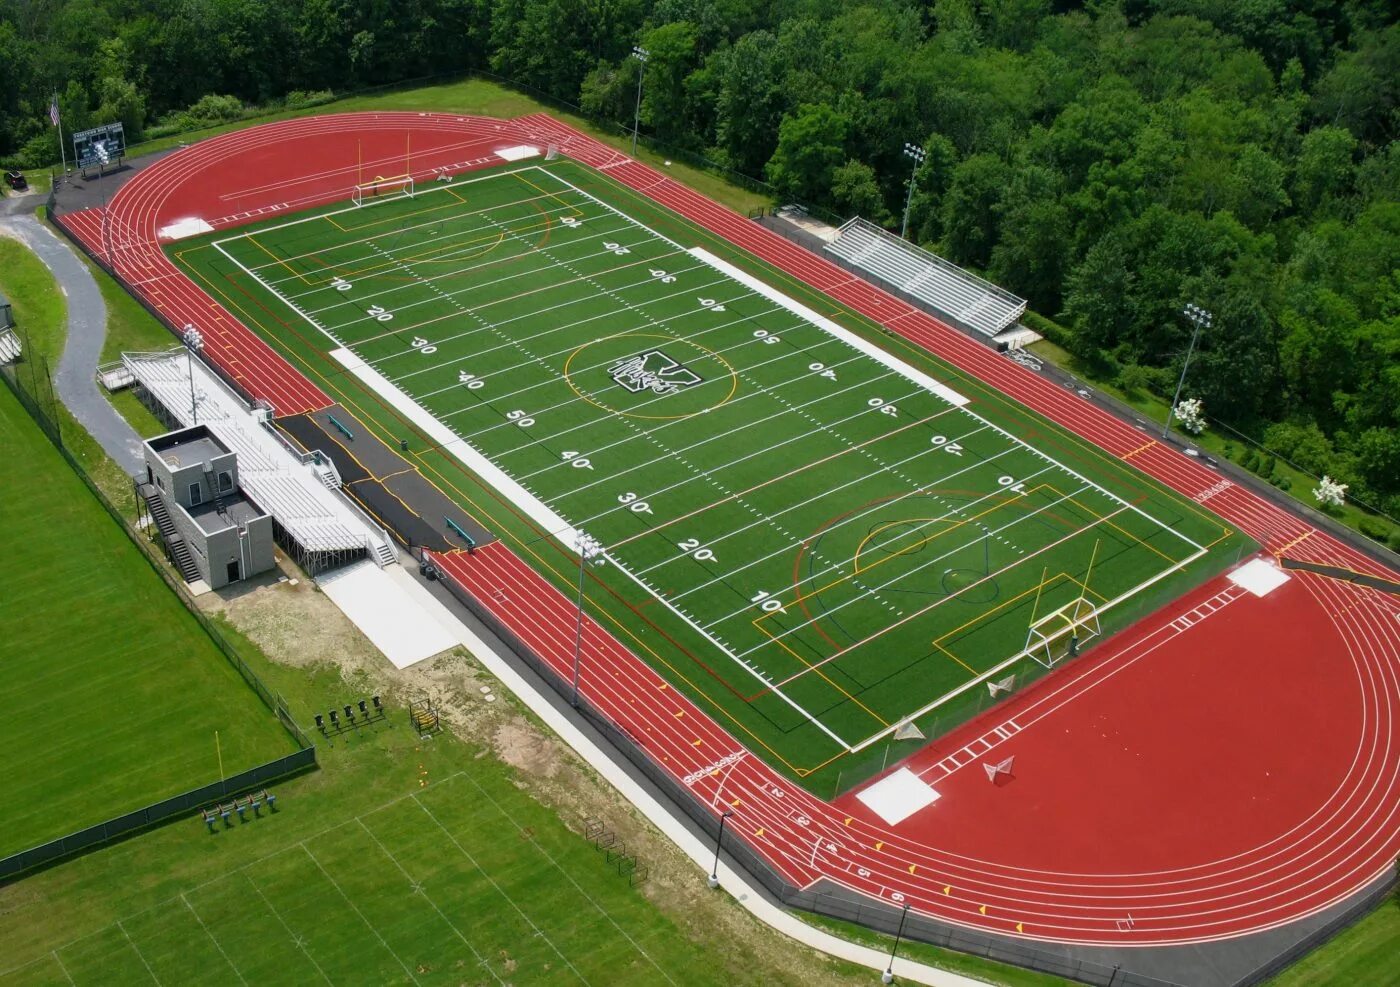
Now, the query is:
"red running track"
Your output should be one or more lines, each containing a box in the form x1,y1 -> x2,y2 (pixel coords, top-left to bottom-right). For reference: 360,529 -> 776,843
69,111 -> 1400,946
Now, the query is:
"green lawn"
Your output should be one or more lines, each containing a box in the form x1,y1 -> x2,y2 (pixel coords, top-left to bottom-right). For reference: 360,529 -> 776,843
0,380 -> 298,857
0,237 -> 67,365
170,159 -> 1249,791
1267,896 -> 1400,986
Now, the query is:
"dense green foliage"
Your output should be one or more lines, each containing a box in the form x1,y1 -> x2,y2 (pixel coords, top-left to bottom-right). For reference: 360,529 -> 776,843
3,0 -> 1396,512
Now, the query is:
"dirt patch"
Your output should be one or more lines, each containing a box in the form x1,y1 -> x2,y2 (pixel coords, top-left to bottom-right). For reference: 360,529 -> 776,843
199,560 -> 376,673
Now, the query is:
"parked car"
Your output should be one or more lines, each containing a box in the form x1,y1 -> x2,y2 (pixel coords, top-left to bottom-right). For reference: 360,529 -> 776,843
4,171 -> 28,191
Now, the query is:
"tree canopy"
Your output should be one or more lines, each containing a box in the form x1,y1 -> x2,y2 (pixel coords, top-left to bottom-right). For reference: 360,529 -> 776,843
2,0 -> 1396,514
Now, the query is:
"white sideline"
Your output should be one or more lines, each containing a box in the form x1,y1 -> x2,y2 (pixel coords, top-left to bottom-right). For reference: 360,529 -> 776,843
329,347 -> 580,549
386,562 -> 984,986
687,247 -> 970,408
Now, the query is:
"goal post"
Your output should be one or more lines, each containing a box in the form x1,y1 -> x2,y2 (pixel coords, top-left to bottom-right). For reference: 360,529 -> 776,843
1025,596 -> 1102,667
351,174 -> 415,207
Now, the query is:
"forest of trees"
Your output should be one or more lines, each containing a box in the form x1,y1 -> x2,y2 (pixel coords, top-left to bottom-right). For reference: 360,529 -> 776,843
1,0 -> 1397,521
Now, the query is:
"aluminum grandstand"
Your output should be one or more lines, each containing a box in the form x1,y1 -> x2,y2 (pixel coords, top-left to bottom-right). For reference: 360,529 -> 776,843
824,218 -> 1027,337
122,349 -> 397,574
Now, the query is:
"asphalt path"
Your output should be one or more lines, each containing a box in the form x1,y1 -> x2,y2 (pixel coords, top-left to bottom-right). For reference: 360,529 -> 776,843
0,208 -> 144,472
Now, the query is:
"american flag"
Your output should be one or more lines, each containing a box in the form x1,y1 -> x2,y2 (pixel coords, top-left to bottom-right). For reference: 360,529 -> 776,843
49,96 -> 59,127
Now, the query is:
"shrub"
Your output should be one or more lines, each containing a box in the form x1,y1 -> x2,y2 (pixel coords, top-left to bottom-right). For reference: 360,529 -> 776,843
1271,475 -> 1292,491
1358,516 -> 1389,541
1388,528 -> 1400,553
283,89 -> 335,110
1117,363 -> 1153,395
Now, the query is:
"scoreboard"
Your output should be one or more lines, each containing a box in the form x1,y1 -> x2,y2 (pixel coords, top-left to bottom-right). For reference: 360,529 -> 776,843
73,122 -> 126,170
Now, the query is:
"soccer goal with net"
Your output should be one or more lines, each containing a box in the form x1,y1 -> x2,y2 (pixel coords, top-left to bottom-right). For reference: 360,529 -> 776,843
1025,595 -> 1102,667
351,174 -> 415,207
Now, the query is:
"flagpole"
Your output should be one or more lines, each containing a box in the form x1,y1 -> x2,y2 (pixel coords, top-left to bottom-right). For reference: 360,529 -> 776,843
53,92 -> 67,180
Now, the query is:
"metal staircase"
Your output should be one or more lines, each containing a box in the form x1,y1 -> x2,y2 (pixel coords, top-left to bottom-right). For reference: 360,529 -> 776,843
204,465 -> 229,519
0,328 -> 21,365
144,487 -> 202,583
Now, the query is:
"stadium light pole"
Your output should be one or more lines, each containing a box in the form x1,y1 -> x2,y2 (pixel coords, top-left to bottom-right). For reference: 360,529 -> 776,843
1162,303 -> 1212,440
900,142 -> 926,240
630,46 -> 650,158
882,903 -> 911,985
571,530 -> 600,708
708,809 -> 734,889
182,325 -> 204,425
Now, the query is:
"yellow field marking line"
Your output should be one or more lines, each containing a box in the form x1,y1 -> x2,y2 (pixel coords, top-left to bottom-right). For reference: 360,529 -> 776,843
511,171 -> 583,220
1047,483 -> 1182,567
246,234 -> 311,286
786,486 -> 1050,612
304,214 -> 533,285
179,244 -> 853,778
931,640 -> 977,676
932,571 -> 1073,671
576,162 -> 1244,547
607,410 -> 955,552
1274,530 -> 1315,558
325,195 -> 466,234
745,618 -> 891,729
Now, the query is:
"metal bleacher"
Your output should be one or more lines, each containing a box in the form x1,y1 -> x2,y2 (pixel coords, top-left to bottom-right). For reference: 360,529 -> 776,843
123,349 -> 397,571
824,218 -> 1026,338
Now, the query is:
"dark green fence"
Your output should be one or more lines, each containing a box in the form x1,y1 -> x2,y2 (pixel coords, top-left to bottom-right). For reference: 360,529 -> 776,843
0,748 -> 315,881
0,357 -> 316,881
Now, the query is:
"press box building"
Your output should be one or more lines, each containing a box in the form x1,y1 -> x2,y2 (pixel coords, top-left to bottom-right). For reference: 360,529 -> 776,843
139,425 -> 275,589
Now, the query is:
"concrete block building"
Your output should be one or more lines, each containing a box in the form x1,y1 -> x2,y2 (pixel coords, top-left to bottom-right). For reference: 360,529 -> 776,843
138,425 -> 275,589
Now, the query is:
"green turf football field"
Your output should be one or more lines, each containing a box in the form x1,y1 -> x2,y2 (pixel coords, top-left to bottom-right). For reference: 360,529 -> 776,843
170,159 -> 1249,788
0,382 -> 298,857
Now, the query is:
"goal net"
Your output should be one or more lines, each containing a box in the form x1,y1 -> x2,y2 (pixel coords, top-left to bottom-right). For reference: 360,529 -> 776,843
1025,596 -> 1101,667
351,174 -> 415,207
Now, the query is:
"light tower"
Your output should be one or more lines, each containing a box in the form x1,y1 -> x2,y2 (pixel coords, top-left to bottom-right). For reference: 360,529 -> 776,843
900,142 -> 927,239
1163,303 -> 1212,439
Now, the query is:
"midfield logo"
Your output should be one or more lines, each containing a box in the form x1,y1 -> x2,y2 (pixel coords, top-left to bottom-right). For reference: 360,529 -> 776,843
607,350 -> 703,396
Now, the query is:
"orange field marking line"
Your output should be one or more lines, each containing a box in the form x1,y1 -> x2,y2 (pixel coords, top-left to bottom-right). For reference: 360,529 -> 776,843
782,486 -> 1049,613
766,502 -> 1132,692
607,410 -> 956,552
745,619 -> 891,729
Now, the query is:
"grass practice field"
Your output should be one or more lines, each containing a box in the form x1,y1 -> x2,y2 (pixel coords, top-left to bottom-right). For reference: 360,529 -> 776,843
0,770 -> 713,986
0,381 -> 298,857
172,158 -> 1248,787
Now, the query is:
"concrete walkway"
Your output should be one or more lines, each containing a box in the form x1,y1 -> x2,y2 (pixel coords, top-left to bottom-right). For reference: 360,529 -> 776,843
0,212 -> 145,473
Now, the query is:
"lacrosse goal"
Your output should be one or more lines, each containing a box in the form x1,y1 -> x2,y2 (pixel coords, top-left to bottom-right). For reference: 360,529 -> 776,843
1025,596 -> 1102,667
351,174 -> 415,207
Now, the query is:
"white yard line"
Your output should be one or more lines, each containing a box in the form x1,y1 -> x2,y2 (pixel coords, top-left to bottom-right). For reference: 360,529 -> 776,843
225,163 -> 1208,756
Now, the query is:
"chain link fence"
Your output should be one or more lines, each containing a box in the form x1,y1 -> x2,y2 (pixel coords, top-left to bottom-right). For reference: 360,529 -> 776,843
0,355 -> 315,881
